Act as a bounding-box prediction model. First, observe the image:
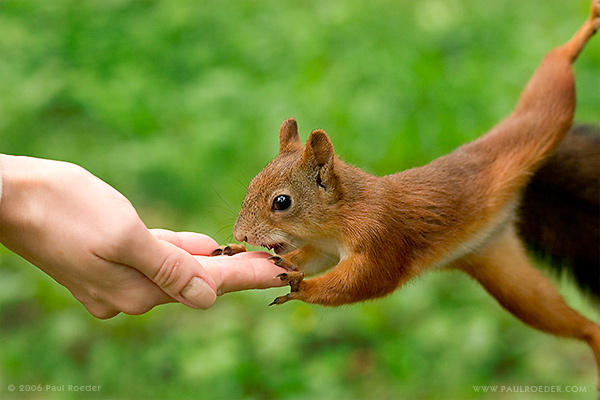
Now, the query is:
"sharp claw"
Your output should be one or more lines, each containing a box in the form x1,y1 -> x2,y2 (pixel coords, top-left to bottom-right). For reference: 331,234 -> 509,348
275,273 -> 288,281
209,248 -> 223,257
210,244 -> 247,257
269,294 -> 290,306
268,255 -> 300,272
269,256 -> 285,269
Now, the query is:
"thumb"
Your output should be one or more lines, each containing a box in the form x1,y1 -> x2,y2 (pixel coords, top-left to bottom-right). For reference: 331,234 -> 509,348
126,233 -> 218,309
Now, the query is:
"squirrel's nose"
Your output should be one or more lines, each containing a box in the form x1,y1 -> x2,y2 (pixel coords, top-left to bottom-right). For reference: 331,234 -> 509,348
233,231 -> 247,243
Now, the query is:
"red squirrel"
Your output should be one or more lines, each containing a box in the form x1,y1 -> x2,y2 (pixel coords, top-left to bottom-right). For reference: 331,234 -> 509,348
213,1 -> 600,386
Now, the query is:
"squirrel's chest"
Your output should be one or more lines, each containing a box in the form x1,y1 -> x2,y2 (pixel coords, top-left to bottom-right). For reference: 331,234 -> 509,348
300,240 -> 345,275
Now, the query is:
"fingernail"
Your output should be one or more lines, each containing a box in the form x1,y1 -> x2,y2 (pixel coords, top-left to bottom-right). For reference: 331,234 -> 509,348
181,277 -> 217,309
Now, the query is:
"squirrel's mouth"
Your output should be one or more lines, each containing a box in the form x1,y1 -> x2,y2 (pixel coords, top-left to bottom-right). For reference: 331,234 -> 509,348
265,242 -> 289,255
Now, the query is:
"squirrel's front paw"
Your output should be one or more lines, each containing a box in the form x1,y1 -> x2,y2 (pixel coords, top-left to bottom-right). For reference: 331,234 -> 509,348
269,292 -> 299,306
269,257 -> 305,306
210,244 -> 247,256
268,255 -> 298,271
275,271 -> 305,292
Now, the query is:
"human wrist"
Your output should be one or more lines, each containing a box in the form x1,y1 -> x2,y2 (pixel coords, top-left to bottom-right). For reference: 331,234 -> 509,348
0,155 -> 45,233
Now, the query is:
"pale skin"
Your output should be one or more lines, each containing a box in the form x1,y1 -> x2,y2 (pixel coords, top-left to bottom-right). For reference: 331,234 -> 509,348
0,155 -> 285,319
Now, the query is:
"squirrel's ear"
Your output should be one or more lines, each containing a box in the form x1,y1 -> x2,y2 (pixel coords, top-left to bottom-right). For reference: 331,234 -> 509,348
304,129 -> 338,192
303,129 -> 334,166
279,118 -> 301,153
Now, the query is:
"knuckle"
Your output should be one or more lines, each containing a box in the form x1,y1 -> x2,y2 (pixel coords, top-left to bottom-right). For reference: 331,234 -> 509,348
97,213 -> 146,257
77,287 -> 152,318
85,303 -> 120,319
93,309 -> 120,320
153,252 -> 185,290
92,288 -> 158,317
119,301 -> 154,316
112,213 -> 145,243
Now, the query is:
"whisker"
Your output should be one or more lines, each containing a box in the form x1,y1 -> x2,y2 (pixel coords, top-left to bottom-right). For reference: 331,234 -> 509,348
215,224 -> 234,237
235,177 -> 249,191
212,190 -> 239,216
236,166 -> 252,188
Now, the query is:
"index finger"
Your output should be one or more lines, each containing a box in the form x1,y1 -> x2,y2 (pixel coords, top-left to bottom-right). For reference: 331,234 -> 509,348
195,252 -> 287,295
149,229 -> 219,256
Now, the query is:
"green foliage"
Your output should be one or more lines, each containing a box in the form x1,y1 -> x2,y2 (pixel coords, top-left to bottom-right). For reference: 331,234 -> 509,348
0,1 -> 598,399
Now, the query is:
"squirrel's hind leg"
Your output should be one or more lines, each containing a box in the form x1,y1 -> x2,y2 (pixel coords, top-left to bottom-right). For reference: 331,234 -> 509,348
563,0 -> 600,62
455,225 -> 600,389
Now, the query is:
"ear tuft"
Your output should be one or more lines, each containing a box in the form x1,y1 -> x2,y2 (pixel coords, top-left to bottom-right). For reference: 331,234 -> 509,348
304,129 -> 334,166
279,118 -> 301,153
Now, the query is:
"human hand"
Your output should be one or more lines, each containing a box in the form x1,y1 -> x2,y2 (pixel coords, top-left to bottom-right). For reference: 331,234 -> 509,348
0,155 -> 284,318
150,229 -> 286,295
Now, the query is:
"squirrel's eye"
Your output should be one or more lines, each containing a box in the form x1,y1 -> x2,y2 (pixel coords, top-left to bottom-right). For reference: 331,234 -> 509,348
272,194 -> 292,211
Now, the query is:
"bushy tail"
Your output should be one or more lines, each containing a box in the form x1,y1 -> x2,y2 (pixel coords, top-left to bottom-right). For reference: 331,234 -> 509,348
518,125 -> 600,300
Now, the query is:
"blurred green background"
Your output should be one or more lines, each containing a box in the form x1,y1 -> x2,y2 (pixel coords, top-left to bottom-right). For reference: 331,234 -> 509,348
1,1 -> 598,399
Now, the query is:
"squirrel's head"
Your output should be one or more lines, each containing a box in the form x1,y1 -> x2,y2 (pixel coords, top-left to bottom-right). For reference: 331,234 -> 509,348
233,118 -> 344,254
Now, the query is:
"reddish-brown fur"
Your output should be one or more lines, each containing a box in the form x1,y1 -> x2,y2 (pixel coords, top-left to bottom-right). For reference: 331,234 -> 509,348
221,1 -> 600,387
